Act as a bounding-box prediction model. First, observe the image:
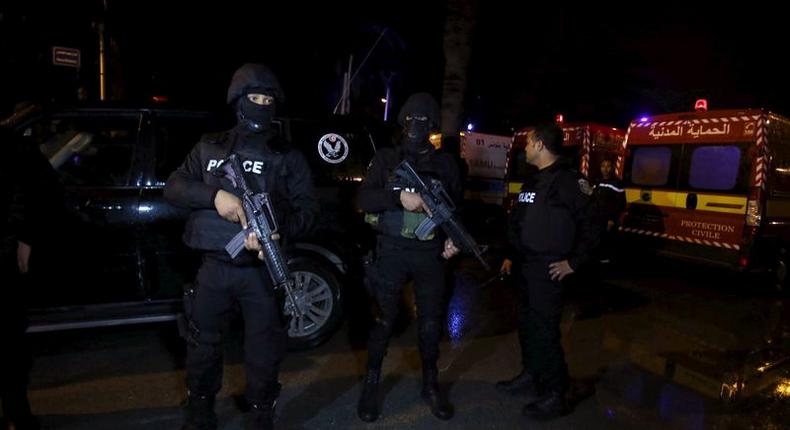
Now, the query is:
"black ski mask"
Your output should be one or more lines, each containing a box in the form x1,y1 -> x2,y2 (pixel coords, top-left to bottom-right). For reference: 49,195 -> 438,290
226,63 -> 284,134
397,93 -> 440,156
237,94 -> 275,133
402,115 -> 432,154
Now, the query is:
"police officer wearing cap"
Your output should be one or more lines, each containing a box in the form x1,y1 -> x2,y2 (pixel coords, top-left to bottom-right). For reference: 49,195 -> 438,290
496,123 -> 599,421
356,92 -> 461,422
164,63 -> 319,430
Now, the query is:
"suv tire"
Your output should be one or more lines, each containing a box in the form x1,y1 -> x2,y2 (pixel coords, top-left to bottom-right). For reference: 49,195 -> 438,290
285,257 -> 344,350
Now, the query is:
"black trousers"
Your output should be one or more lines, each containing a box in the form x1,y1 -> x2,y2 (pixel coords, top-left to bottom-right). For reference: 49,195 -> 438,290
598,222 -> 619,260
0,257 -> 34,423
185,257 -> 286,405
366,238 -> 446,369
516,258 -> 569,393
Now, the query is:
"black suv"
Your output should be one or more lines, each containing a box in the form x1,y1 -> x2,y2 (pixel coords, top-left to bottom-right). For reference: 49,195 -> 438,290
6,104 -> 386,349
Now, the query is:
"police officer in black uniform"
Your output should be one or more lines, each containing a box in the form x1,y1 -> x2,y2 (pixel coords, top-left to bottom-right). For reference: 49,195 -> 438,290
0,125 -> 56,430
356,93 -> 461,422
496,123 -> 598,420
164,63 -> 319,430
592,158 -> 625,263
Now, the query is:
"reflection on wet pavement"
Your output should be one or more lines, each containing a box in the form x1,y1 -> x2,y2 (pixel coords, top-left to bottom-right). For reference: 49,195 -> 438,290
440,254 -> 790,429
591,263 -> 790,429
22,252 -> 790,429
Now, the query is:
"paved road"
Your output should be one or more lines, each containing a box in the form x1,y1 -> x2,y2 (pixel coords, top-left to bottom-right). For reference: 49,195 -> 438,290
20,258 -> 790,429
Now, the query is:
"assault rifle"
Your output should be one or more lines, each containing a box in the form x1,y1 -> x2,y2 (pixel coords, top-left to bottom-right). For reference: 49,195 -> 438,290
216,154 -> 303,317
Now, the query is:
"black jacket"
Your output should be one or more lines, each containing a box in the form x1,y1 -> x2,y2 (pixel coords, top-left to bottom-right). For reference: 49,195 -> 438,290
1,127 -> 64,258
164,126 -> 319,254
592,177 -> 626,223
506,161 -> 599,270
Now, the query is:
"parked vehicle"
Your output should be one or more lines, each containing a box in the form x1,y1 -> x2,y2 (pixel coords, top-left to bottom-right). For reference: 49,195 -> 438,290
460,131 -> 512,206
3,103 -> 387,349
620,108 -> 790,289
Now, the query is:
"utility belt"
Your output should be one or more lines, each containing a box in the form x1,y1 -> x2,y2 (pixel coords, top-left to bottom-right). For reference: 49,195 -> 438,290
522,254 -> 563,264
377,234 -> 443,252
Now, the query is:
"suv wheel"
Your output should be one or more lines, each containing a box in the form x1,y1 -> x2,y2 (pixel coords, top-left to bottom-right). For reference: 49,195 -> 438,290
284,258 -> 344,350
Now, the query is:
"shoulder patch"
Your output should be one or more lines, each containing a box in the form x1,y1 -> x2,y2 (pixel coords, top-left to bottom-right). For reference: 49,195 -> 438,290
578,178 -> 593,195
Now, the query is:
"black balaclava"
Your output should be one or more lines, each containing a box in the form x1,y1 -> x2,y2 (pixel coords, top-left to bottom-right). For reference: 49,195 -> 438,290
226,64 -> 284,133
397,92 -> 440,157
237,91 -> 275,133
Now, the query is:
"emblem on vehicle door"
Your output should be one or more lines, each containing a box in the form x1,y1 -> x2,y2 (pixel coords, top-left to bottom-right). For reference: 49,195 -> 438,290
317,133 -> 349,164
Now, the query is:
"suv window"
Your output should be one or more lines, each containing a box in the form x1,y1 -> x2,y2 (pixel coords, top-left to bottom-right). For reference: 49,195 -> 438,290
153,113 -> 220,184
30,114 -> 141,186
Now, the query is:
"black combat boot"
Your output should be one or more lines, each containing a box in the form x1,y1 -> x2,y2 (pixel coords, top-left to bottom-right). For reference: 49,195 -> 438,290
357,368 -> 381,422
421,367 -> 453,420
522,390 -> 569,421
248,402 -> 274,430
181,393 -> 217,430
247,382 -> 281,430
495,370 -> 541,401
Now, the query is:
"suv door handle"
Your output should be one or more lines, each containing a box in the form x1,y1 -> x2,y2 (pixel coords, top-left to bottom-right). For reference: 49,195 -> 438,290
83,200 -> 123,211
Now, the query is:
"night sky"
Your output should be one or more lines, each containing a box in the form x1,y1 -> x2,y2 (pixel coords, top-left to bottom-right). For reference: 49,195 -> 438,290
2,1 -> 789,134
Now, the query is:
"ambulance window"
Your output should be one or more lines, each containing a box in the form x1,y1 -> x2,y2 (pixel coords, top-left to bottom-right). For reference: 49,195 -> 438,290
688,145 -> 741,191
631,146 -> 672,186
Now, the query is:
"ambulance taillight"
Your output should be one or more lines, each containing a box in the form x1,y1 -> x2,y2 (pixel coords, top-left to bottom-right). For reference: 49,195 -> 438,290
746,188 -> 763,227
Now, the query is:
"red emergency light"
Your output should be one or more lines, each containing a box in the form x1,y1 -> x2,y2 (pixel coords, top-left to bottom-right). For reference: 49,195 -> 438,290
555,113 -> 564,124
695,99 -> 708,112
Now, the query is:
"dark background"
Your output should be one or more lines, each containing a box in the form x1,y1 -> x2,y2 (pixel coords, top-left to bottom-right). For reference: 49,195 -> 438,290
2,1 -> 786,133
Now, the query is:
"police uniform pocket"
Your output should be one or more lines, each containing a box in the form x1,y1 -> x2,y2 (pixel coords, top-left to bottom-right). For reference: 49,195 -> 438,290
401,211 -> 434,240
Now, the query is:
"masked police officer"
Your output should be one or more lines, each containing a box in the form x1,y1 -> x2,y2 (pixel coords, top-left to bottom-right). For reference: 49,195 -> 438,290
497,123 -> 598,421
356,92 -> 461,422
164,63 -> 319,430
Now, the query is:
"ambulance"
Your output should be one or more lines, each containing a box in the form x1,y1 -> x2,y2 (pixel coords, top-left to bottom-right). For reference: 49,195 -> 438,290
620,107 -> 790,285
505,122 -> 626,209
460,131 -> 512,205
